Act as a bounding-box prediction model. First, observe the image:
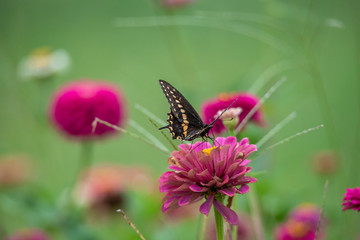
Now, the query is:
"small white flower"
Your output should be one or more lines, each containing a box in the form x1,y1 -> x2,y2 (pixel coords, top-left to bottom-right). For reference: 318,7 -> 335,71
18,47 -> 70,81
215,107 -> 243,130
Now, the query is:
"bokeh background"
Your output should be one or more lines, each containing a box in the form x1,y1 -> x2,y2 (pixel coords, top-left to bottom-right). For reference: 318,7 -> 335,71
0,0 -> 359,239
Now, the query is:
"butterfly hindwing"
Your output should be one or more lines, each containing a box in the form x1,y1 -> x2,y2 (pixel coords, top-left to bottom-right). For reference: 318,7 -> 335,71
165,109 -> 186,140
159,80 -> 207,141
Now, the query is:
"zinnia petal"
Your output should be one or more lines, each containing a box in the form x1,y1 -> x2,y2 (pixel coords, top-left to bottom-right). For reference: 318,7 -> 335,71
213,200 -> 239,225
199,194 -> 214,216
219,187 -> 236,196
237,185 -> 250,194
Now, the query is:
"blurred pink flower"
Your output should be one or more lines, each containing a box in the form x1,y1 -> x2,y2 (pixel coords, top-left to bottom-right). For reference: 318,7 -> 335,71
6,229 -> 50,240
201,93 -> 265,135
0,154 -> 30,186
161,0 -> 195,8
74,164 -> 154,215
342,187 -> 360,211
159,136 -> 257,225
49,80 -> 126,140
275,203 -> 325,240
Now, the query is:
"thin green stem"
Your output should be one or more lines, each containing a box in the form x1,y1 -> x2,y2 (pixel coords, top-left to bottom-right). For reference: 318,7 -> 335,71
197,214 -> 207,240
69,141 -> 94,203
79,140 -> 93,173
248,187 -> 264,240
214,205 -> 224,240
231,196 -> 237,240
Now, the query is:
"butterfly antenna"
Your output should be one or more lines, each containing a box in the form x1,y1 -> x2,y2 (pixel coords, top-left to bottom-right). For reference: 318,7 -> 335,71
210,96 -> 241,125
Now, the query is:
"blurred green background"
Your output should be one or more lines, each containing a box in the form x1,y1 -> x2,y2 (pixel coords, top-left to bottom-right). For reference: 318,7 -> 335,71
0,0 -> 359,239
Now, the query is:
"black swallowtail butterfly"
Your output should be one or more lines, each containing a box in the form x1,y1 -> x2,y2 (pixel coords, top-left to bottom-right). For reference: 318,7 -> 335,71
158,80 -> 239,141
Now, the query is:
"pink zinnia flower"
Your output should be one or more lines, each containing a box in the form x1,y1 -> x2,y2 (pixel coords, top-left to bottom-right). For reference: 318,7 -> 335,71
274,203 -> 325,240
342,187 -> 360,211
74,164 -> 154,215
49,80 -> 126,140
159,136 -> 257,225
201,93 -> 265,135
6,229 -> 50,240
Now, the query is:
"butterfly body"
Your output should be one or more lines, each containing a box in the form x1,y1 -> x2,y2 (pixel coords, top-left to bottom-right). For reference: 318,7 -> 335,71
159,80 -> 214,141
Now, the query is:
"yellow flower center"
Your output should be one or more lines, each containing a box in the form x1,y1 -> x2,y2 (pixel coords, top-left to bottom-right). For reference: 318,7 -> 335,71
286,219 -> 310,238
218,93 -> 234,101
202,146 -> 217,156
32,47 -> 52,57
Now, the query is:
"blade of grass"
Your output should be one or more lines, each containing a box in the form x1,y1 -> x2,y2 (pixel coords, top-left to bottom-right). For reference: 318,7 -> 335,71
315,180 -> 328,240
117,209 -> 146,240
148,118 -> 178,151
92,117 -> 170,155
256,112 -> 297,149
235,76 -> 287,134
261,124 -> 324,153
135,104 -> 167,126
129,119 -> 169,153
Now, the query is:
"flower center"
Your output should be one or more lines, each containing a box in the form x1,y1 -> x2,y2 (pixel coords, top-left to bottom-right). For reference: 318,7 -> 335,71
218,93 -> 234,101
202,146 -> 217,156
286,219 -> 310,237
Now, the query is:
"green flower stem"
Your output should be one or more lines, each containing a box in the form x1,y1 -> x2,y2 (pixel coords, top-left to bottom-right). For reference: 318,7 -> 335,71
197,214 -> 207,240
229,127 -> 236,137
214,205 -> 224,240
231,195 -> 237,240
79,140 -> 94,175
69,140 -> 94,203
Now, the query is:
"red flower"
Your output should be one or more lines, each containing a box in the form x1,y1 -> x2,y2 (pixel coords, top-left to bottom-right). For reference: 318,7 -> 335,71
201,93 -> 265,135
49,80 -> 126,140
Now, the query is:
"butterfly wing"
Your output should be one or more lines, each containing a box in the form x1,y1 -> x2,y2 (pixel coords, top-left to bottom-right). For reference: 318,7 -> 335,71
159,80 -> 206,141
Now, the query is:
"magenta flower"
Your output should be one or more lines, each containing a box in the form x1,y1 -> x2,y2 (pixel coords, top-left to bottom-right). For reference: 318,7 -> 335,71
159,136 -> 257,225
342,187 -> 360,211
201,93 -> 265,135
274,203 -> 325,240
49,80 -> 126,140
6,229 -> 50,240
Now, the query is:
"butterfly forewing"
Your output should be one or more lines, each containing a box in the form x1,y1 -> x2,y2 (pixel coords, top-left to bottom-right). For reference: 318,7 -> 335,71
159,80 -> 206,141
159,80 -> 243,141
